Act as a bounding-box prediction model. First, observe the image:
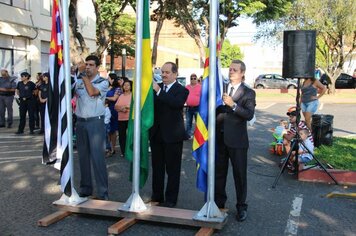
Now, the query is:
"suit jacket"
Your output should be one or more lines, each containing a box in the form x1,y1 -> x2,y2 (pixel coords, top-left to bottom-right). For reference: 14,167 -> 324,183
216,83 -> 256,149
150,82 -> 189,143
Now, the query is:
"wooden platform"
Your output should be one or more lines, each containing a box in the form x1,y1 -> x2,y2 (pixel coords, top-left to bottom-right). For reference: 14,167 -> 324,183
53,199 -> 227,230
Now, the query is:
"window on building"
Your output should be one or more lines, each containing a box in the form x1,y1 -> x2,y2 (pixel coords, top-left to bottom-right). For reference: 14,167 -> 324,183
0,0 -> 29,9
0,34 -> 29,75
41,0 -> 52,16
41,41 -> 50,72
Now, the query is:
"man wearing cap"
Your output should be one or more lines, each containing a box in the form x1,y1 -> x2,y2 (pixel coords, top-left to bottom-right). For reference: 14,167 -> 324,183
75,55 -> 109,200
184,73 -> 201,140
15,72 -> 37,134
0,68 -> 17,128
283,106 -> 313,154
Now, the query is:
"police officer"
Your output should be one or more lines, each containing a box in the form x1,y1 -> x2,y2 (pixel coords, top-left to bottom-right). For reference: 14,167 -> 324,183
0,68 -> 17,128
75,55 -> 109,200
15,72 -> 37,134
38,72 -> 49,134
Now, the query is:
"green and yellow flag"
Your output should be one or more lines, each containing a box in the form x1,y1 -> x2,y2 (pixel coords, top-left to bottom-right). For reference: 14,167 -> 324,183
125,0 -> 154,188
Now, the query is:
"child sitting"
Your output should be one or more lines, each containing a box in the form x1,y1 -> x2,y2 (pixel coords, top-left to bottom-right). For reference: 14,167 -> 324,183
270,119 -> 289,155
287,128 -> 314,173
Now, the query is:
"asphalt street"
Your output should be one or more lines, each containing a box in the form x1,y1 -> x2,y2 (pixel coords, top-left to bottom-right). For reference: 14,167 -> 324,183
0,102 -> 355,236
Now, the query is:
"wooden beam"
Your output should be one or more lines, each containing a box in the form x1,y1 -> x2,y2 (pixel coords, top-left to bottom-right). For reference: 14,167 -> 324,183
108,218 -> 137,235
196,227 -> 214,236
37,210 -> 72,227
54,199 -> 227,229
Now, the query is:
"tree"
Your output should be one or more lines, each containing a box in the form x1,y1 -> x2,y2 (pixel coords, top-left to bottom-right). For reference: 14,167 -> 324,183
170,0 -> 293,67
256,0 -> 356,93
220,39 -> 244,67
93,0 -> 136,59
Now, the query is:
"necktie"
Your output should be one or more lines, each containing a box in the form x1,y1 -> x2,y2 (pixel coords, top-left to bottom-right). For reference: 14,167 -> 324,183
229,86 -> 234,97
164,85 -> 168,92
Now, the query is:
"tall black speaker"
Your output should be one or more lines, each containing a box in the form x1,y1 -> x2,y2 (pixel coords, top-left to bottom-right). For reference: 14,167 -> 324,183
282,30 -> 316,78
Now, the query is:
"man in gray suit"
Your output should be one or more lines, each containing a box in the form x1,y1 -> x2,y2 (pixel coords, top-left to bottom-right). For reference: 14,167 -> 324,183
0,68 -> 17,128
215,59 -> 256,222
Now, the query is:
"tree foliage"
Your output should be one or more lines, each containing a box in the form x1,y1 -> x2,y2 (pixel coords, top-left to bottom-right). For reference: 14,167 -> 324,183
169,0 -> 293,67
93,0 -> 136,58
256,0 -> 356,93
220,39 -> 244,67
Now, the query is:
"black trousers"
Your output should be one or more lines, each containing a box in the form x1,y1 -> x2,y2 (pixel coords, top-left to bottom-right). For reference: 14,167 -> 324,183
150,130 -> 183,204
18,98 -> 35,132
215,135 -> 248,212
118,120 -> 128,155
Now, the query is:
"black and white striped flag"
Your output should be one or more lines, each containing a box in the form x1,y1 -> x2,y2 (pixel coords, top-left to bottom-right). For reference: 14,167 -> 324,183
42,0 -> 71,197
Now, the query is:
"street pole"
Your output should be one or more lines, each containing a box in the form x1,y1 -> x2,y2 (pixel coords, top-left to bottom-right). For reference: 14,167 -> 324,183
122,48 -> 126,78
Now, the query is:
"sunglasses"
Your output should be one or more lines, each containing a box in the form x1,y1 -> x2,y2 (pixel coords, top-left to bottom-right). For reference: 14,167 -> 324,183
191,77 -> 197,80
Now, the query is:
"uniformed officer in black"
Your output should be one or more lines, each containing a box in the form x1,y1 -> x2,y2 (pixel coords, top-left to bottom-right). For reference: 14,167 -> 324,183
15,72 -> 37,134
38,72 -> 49,134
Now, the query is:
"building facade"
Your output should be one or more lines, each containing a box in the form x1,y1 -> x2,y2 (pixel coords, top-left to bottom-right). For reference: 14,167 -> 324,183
0,0 -> 97,78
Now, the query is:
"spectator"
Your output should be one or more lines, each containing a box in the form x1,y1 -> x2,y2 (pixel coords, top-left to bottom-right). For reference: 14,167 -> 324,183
301,77 -> 326,131
283,106 -> 313,155
0,68 -> 17,128
150,61 -> 189,208
106,73 -> 122,156
104,100 -> 112,157
33,72 -> 43,130
114,79 -> 132,157
184,73 -> 201,140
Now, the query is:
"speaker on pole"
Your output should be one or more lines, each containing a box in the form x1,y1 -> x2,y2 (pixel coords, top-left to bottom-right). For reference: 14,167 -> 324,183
282,30 -> 316,79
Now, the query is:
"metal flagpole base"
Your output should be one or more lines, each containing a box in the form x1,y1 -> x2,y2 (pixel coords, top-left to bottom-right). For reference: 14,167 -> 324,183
193,201 -> 227,222
53,189 -> 88,206
119,192 -> 147,213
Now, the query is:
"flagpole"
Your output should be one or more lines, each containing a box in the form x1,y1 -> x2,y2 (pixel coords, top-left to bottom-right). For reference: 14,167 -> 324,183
194,0 -> 226,222
56,0 -> 85,205
120,0 -> 147,212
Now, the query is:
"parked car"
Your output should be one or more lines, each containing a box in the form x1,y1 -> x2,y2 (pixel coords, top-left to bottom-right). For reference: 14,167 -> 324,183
320,73 -> 355,89
335,73 -> 355,89
254,74 -> 297,89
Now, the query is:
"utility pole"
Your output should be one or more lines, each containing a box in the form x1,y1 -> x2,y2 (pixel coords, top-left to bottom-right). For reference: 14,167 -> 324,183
122,48 -> 126,78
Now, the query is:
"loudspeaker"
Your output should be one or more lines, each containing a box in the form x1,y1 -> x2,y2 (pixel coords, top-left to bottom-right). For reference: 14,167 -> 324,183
282,30 -> 316,78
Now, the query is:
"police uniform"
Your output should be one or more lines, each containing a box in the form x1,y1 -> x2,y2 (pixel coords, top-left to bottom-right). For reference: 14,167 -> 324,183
16,79 -> 37,134
38,82 -> 49,133
75,74 -> 109,200
0,75 -> 17,128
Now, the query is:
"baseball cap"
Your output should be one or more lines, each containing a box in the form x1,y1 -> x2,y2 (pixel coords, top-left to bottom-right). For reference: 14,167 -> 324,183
286,106 -> 297,116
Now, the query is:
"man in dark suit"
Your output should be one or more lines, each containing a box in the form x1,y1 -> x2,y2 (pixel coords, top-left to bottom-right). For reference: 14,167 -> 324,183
150,62 -> 189,207
215,59 -> 256,221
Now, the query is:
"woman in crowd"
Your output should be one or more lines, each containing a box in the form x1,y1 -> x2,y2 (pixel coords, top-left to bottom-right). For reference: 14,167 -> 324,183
105,73 -> 122,155
301,77 -> 326,131
114,79 -> 132,157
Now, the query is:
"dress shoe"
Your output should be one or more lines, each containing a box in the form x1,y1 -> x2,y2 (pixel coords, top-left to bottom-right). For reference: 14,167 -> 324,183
79,193 -> 91,198
236,210 -> 247,222
15,131 -> 24,135
158,202 -> 176,208
0,125 -> 5,128
7,124 -> 12,128
150,196 -> 163,203
29,130 -> 35,135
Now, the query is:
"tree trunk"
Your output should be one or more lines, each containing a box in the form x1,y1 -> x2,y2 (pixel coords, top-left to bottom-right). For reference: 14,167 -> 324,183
152,16 -> 164,68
